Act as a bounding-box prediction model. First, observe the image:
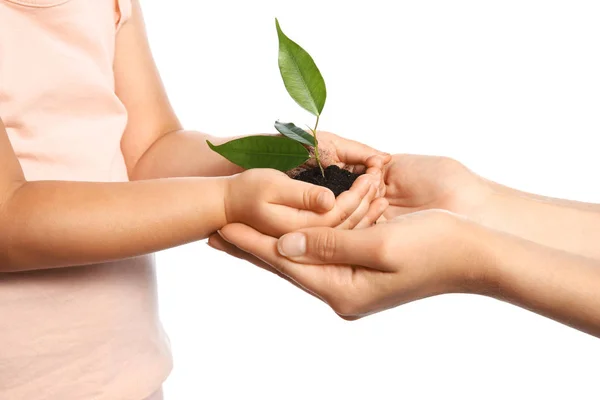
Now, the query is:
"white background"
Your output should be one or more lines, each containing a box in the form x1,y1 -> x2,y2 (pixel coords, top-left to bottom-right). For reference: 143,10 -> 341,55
142,1 -> 600,399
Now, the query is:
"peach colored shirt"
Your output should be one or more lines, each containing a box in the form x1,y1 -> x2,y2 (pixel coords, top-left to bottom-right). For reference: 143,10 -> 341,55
0,1 -> 172,399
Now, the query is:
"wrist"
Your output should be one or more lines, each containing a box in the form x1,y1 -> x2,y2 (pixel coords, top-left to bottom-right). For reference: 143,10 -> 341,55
207,176 -> 231,230
469,181 -> 520,229
450,217 -> 504,296
222,173 -> 240,225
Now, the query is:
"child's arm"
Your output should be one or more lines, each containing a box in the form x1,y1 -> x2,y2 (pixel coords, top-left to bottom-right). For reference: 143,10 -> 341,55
0,116 -> 219,271
0,118 -> 376,272
114,1 -> 386,181
113,0 -> 236,180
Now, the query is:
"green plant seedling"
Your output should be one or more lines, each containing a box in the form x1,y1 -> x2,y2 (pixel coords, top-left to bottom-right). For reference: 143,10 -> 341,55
207,18 -> 327,176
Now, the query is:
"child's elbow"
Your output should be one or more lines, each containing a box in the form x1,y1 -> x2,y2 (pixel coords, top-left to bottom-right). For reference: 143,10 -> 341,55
0,216 -> 16,272
0,184 -> 25,272
0,240 -> 13,272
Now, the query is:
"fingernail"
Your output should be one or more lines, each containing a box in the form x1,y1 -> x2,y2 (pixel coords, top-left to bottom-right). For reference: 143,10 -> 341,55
206,239 -> 219,250
356,176 -> 370,191
380,154 -> 392,163
278,233 -> 307,257
317,191 -> 334,209
379,201 -> 388,212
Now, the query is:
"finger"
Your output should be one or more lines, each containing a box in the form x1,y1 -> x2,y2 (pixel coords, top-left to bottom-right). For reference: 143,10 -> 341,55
277,226 -> 391,271
272,179 -> 335,213
208,232 -> 228,251
318,173 -> 375,227
336,183 -> 378,230
354,198 -> 389,229
365,165 -> 385,198
209,232 -> 319,298
338,314 -> 361,321
208,233 -> 274,273
380,153 -> 393,166
365,166 -> 382,178
273,173 -> 375,233
219,224 -> 330,296
383,205 -> 419,220
367,155 -> 392,197
367,154 -> 392,169
364,154 -> 386,169
344,154 -> 388,175
333,136 -> 388,166
351,164 -> 366,175
213,227 -> 280,270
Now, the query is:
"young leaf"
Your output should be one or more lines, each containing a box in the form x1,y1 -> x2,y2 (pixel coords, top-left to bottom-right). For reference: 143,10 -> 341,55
274,121 -> 316,147
275,18 -> 327,117
207,136 -> 309,172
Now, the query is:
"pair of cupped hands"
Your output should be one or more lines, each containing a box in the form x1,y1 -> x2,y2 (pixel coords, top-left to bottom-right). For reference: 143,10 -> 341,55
210,131 -> 490,319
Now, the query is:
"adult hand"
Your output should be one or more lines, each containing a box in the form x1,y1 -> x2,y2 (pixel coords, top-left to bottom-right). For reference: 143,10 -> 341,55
382,154 -> 491,221
213,210 -> 488,319
382,154 -> 600,260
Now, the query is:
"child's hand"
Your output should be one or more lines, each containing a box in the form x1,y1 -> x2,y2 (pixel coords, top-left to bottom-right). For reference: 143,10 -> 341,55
215,210 -> 488,319
224,169 -> 383,237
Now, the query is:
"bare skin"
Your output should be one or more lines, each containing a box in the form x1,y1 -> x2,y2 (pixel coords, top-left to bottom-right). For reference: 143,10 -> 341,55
0,148 -> 377,272
0,1 -> 389,272
212,154 -> 600,337
380,154 -> 600,260
115,1 -> 389,183
215,210 -> 600,337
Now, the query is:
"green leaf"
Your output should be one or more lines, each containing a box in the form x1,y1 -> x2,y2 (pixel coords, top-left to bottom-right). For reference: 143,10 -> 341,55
274,121 -> 316,147
207,136 -> 310,171
276,18 -> 327,116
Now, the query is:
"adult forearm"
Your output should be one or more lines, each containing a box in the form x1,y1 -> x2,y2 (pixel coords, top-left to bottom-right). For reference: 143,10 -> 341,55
0,177 -> 227,272
490,180 -> 600,212
130,130 -> 244,180
475,185 -> 600,260
478,228 -> 600,338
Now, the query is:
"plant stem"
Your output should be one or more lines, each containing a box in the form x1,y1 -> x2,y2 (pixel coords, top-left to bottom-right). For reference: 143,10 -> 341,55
312,114 -> 325,177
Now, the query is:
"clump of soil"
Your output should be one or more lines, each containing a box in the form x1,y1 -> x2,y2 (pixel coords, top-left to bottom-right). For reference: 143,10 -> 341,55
293,165 -> 360,197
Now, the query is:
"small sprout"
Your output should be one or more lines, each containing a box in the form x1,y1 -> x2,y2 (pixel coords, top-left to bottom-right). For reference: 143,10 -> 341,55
208,18 -> 328,177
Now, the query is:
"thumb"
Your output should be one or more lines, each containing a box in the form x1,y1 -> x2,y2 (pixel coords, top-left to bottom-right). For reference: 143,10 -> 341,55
277,226 -> 386,269
273,178 -> 335,213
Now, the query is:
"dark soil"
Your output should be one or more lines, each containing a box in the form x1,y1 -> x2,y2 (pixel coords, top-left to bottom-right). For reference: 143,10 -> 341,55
293,165 -> 360,197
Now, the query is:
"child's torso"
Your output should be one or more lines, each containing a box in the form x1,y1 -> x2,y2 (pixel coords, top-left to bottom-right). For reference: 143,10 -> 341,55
0,1 -> 172,399
0,0 -> 129,181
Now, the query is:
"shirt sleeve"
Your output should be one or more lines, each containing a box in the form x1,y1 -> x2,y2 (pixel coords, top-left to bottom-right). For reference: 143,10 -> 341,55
115,0 -> 132,31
